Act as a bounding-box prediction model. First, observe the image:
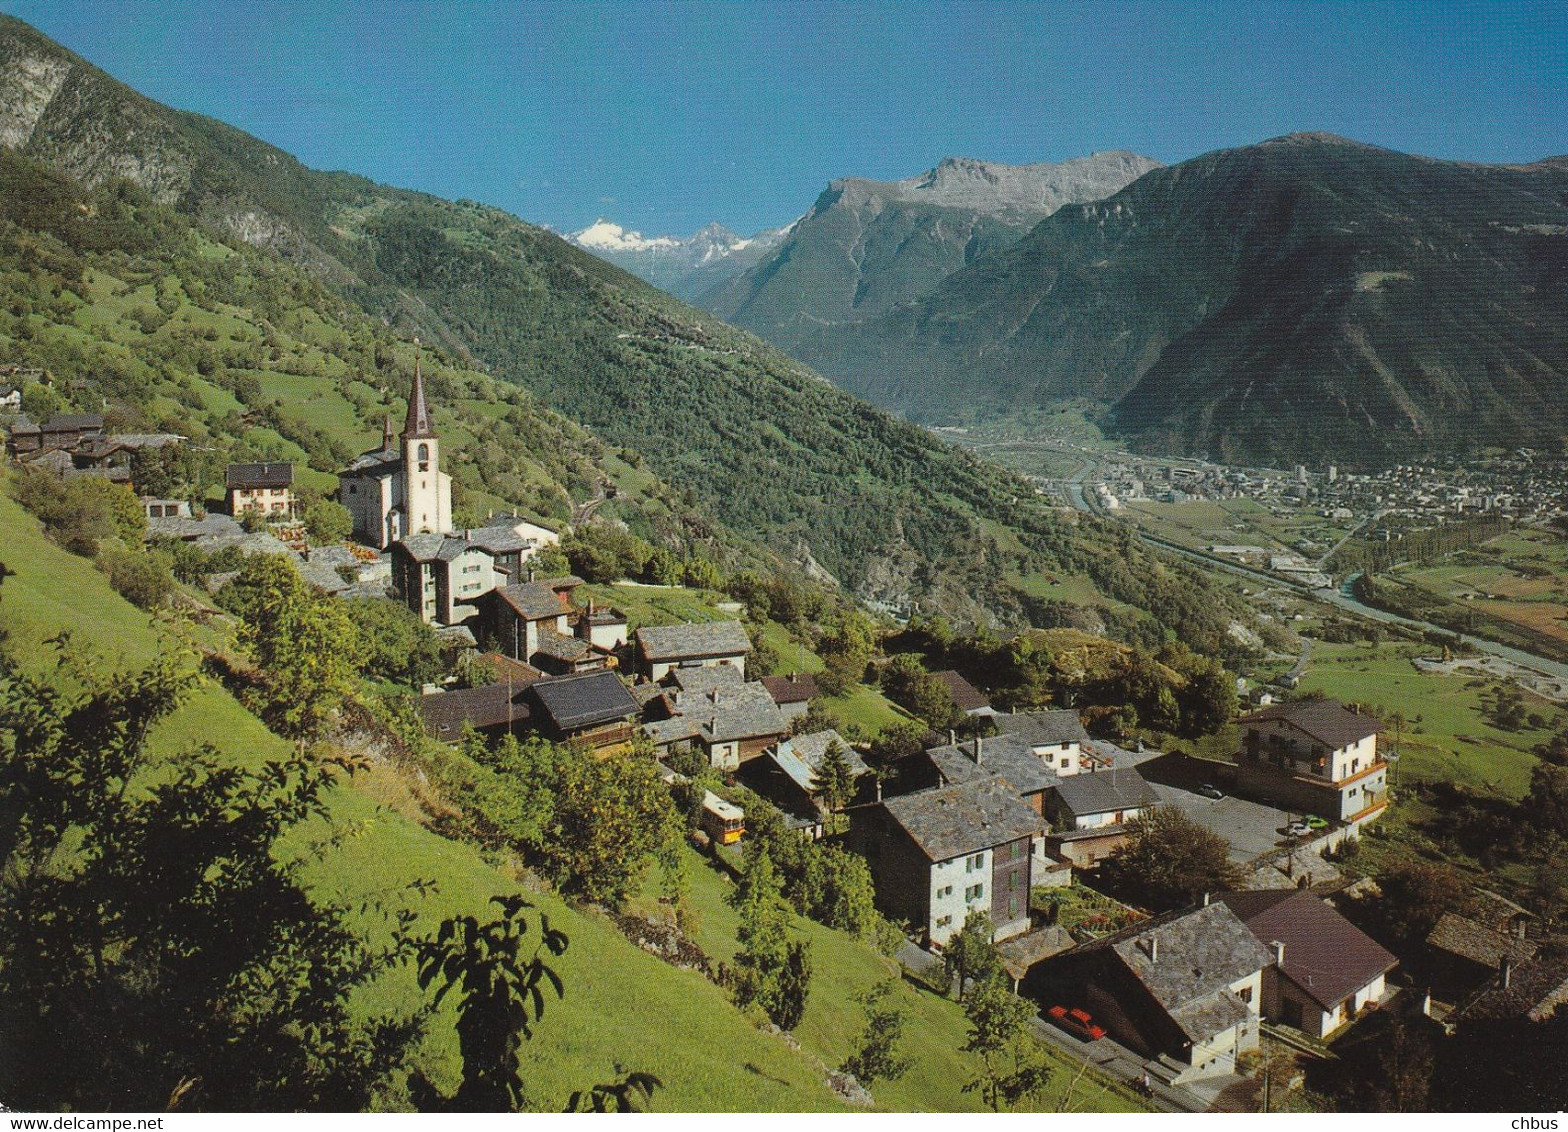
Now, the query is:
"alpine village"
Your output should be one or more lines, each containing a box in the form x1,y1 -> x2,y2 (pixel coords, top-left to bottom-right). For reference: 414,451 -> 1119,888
3,8 -> 1568,1118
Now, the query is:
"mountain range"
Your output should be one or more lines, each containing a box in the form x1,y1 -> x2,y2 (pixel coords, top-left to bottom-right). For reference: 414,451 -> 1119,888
568,218 -> 791,301
0,13 -> 1244,644
785,134 -> 1568,467
700,152 -> 1160,355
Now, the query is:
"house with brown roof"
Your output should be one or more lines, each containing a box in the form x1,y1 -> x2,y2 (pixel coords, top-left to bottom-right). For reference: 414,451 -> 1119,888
1233,699 -> 1389,826
522,670 -> 641,752
1029,900 -> 1271,1084
474,577 -> 604,674
1042,767 -> 1162,868
1219,889 -> 1397,1038
760,672 -> 820,720
226,462 -> 296,519
417,680 -> 539,744
931,670 -> 994,716
847,776 -> 1043,947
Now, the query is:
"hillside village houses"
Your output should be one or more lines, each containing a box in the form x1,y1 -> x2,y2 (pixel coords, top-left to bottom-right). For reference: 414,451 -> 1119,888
1233,699 -> 1390,827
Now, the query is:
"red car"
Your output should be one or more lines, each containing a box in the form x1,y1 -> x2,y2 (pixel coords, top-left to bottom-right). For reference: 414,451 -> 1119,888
1048,1005 -> 1106,1041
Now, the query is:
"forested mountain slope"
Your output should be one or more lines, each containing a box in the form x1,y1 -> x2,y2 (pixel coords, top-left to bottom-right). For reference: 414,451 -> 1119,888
794,134 -> 1568,467
703,153 -> 1158,354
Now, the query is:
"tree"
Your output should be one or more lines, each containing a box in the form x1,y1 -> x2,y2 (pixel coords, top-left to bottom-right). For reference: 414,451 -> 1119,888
1097,807 -> 1244,911
944,909 -> 1001,1001
961,971 -> 1052,1111
727,848 -> 812,1030
840,978 -> 910,1087
881,653 -> 961,730
303,496 -> 354,545
795,843 -> 878,936
12,469 -> 146,555
0,644 -> 421,1111
810,738 -> 857,817
410,895 -> 568,1111
345,597 -> 444,687
542,750 -> 680,908
1376,859 -> 1471,945
1527,762 -> 1568,836
221,556 -> 361,738
97,544 -> 175,609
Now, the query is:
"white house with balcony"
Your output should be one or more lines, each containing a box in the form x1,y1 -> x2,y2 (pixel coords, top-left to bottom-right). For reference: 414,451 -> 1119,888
1233,699 -> 1389,826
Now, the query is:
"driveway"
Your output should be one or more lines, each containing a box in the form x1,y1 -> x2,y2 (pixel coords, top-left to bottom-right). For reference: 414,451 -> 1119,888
1150,783 -> 1299,865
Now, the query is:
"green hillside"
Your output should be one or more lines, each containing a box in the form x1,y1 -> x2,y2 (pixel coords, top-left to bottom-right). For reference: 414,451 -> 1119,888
0,489 -> 1152,1112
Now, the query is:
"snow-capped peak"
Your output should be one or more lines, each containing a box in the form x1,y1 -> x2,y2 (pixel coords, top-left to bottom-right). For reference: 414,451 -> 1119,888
571,219 -> 680,253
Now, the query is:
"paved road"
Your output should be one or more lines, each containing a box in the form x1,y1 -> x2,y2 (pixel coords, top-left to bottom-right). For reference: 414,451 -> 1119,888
1150,783 -> 1297,865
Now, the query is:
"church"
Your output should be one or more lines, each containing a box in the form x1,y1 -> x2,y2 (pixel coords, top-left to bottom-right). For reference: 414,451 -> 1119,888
338,352 -> 453,550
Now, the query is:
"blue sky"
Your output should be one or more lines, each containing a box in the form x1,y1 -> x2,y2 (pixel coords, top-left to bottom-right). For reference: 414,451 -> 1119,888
4,1 -> 1566,236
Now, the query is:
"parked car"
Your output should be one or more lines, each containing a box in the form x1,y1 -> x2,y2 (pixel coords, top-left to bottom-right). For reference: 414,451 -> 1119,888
1047,1005 -> 1106,1041
1197,783 -> 1225,800
1284,821 -> 1311,838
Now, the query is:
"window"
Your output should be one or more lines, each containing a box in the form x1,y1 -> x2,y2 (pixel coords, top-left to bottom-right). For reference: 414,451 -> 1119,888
965,852 -> 985,872
1060,758 -> 1071,769
935,915 -> 952,929
936,885 -> 953,899
417,442 -> 430,471
1238,986 -> 1253,1004
964,883 -> 985,902
1008,897 -> 1018,918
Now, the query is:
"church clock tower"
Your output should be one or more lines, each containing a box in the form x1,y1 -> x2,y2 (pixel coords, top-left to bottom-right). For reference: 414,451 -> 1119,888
401,345 -> 452,536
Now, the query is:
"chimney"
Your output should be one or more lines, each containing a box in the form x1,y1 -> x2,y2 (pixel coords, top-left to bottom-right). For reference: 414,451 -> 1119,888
1270,940 -> 1286,966
1147,937 -> 1158,962
1202,892 -> 1211,906
1501,957 -> 1514,989
949,729 -> 957,746
875,778 -> 883,803
973,735 -> 984,766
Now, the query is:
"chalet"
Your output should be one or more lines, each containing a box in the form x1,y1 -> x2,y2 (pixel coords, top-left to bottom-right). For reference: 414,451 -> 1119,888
1426,910 -> 1539,1000
847,776 -> 1042,948
1029,901 -> 1271,1084
931,670 -> 994,716
8,413 -> 104,455
680,682 -> 789,769
1234,700 -> 1389,826
1218,889 -> 1397,1038
635,620 -> 751,682
738,729 -> 866,837
226,462 -> 296,519
522,670 -> 641,752
992,709 -> 1090,776
579,599 -> 629,652
667,663 -> 746,699
760,672 -> 820,720
1042,768 -> 1161,868
473,576 -> 608,675
417,680 -> 539,744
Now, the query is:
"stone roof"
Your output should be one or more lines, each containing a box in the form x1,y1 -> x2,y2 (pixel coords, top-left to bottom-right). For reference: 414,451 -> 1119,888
296,560 -> 350,594
880,777 -> 1044,863
1050,768 -> 1160,816
1219,889 -> 1396,1011
670,664 -> 745,696
527,670 -> 639,731
226,461 -> 293,490
342,447 -> 401,475
493,581 -> 567,620
463,523 -> 534,554
931,670 -> 991,712
147,513 -> 243,540
1427,911 -> 1539,970
1240,699 -> 1381,749
643,715 -> 702,746
781,730 -> 868,777
1086,902 -> 1273,1044
760,672 -> 820,705
636,620 -> 751,662
698,683 -> 789,743
925,735 -> 1059,796
534,629 -> 592,664
1451,954 -> 1568,1024
993,709 -> 1089,747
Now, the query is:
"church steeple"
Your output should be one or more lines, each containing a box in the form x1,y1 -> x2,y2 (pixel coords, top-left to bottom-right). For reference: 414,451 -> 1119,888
403,341 -> 435,440
381,412 -> 395,452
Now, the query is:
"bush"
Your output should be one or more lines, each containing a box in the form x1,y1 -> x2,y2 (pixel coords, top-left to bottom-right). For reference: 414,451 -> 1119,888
97,545 -> 175,610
